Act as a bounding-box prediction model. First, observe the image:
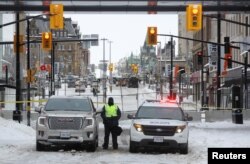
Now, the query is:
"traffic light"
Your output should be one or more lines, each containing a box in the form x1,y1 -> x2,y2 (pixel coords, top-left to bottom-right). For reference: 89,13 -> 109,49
186,4 -> 202,31
14,34 -> 25,53
131,64 -> 135,70
134,65 -> 138,74
227,54 -> 232,68
179,67 -> 185,74
42,32 -> 52,50
224,36 -> 230,54
50,4 -> 64,29
109,63 -> 113,72
147,26 -> 157,45
197,51 -> 203,65
26,69 -> 36,83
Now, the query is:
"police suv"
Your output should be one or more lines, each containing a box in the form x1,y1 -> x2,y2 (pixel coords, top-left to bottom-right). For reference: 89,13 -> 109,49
127,99 -> 193,154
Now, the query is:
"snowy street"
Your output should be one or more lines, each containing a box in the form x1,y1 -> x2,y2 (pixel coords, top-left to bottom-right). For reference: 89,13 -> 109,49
1,117 -> 250,164
1,84 -> 250,164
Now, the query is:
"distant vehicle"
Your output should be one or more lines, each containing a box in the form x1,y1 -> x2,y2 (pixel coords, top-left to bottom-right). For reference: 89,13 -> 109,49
127,77 -> 139,88
66,75 -> 76,88
75,79 -> 84,86
35,96 -> 99,152
54,80 -> 62,88
127,99 -> 193,154
116,78 -> 128,87
75,84 -> 86,92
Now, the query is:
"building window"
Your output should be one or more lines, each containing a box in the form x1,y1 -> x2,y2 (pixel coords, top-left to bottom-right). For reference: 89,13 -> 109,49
57,44 -> 61,50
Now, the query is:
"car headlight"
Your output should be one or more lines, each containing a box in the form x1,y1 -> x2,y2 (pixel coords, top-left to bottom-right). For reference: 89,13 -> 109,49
133,123 -> 143,132
84,118 -> 93,127
38,117 -> 46,126
175,125 -> 186,133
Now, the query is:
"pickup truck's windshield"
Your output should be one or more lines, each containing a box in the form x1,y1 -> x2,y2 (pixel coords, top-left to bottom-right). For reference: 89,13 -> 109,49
45,98 -> 92,112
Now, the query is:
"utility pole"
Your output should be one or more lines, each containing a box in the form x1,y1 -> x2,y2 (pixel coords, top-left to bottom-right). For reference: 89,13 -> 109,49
101,38 -> 108,103
26,19 -> 31,126
109,40 -> 113,93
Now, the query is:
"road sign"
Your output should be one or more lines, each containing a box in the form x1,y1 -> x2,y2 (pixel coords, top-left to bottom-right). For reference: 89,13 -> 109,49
208,44 -> 217,66
40,64 -> 46,71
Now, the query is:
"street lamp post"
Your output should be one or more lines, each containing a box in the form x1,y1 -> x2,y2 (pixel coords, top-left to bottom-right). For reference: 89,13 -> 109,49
101,38 -> 108,103
108,40 -> 113,92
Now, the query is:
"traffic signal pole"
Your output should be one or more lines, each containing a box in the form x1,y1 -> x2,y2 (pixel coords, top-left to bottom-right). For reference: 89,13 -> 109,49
15,12 -> 22,123
170,36 -> 173,98
27,19 -> 31,126
0,13 -> 48,123
217,12 -> 221,110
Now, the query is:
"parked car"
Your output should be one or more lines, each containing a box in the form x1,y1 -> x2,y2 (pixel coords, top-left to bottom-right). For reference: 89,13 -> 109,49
127,99 -> 193,154
35,96 -> 99,152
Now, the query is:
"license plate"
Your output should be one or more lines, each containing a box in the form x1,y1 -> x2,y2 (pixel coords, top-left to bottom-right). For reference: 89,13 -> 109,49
60,132 -> 71,139
153,136 -> 164,142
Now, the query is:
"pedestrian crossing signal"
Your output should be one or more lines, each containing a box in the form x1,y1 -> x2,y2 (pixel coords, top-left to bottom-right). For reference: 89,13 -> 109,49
147,27 -> 157,45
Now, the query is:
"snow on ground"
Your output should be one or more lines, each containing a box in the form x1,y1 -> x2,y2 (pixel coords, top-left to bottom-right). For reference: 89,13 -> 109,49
1,83 -> 250,163
1,116 -> 250,164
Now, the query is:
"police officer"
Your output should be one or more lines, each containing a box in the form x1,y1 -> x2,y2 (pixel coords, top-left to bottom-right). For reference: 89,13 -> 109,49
101,97 -> 121,150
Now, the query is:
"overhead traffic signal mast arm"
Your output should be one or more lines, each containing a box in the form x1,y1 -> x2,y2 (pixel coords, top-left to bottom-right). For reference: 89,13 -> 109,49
0,14 -> 53,29
1,3 -> 250,12
157,34 -> 240,50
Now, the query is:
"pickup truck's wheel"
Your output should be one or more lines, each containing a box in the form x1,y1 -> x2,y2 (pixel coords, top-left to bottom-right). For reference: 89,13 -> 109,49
86,138 -> 98,152
36,141 -> 45,151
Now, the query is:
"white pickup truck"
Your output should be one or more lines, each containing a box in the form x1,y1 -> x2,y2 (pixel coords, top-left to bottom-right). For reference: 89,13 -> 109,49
35,96 -> 99,152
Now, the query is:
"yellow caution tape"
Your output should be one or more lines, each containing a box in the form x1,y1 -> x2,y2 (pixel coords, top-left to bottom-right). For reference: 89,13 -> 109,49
0,99 -> 47,104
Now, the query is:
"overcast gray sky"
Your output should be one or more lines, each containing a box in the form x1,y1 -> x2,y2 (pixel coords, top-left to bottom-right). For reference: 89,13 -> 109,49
65,14 -> 178,65
2,13 -> 178,66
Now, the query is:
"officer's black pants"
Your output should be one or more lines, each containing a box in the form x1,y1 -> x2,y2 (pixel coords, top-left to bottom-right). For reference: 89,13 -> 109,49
103,124 -> 118,148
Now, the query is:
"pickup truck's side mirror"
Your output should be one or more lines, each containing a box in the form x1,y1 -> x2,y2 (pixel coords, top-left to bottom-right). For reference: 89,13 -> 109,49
96,107 -> 103,115
35,106 -> 44,113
